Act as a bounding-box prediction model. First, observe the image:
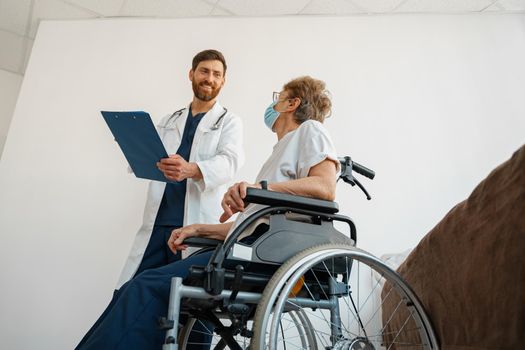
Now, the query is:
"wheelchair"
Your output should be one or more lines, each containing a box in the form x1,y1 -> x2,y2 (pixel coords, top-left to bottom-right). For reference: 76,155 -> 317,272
160,157 -> 439,350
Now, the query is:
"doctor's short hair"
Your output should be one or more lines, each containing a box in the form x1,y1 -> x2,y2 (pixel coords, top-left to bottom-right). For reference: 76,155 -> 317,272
192,49 -> 227,75
283,76 -> 332,124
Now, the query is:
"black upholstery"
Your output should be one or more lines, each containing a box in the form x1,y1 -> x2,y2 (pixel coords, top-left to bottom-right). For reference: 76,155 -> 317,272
183,237 -> 222,247
243,188 -> 339,214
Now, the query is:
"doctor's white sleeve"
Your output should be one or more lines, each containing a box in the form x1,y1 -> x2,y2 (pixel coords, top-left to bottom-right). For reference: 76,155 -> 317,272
195,114 -> 245,192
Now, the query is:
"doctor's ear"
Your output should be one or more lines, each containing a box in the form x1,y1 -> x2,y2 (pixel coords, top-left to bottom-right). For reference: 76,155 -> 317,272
188,69 -> 194,81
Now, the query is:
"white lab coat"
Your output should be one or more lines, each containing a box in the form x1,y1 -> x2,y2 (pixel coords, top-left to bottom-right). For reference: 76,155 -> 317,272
116,101 -> 244,288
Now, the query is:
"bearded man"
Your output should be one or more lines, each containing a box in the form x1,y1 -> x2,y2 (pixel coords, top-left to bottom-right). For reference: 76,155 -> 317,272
76,49 -> 244,349
118,49 -> 244,286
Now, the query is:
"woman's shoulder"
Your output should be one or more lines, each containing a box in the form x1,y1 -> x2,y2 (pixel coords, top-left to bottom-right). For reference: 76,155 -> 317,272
297,119 -> 331,138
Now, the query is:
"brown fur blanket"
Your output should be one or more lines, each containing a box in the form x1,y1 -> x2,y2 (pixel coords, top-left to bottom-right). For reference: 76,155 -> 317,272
382,145 -> 525,350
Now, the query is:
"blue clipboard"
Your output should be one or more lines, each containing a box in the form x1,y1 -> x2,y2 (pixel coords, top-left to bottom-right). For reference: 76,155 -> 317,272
101,111 -> 169,182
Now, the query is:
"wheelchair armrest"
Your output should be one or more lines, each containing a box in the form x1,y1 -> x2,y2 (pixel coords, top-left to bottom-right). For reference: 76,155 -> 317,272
182,237 -> 223,248
244,187 -> 339,214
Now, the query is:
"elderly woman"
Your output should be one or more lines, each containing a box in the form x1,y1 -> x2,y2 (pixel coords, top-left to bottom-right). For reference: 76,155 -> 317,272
76,76 -> 339,350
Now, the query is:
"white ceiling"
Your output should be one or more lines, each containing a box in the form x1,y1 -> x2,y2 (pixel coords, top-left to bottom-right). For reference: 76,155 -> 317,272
1,0 -> 524,75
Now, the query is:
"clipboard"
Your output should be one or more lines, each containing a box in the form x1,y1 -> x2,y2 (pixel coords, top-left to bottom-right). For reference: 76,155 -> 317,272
101,111 -> 169,182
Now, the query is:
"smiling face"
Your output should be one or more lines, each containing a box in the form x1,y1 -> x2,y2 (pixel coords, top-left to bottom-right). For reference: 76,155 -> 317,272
189,60 -> 225,102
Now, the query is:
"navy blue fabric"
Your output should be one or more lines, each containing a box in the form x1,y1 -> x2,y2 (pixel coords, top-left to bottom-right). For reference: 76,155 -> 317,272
132,225 -> 181,278
76,251 -> 214,350
77,109 -> 211,349
101,111 -> 169,182
154,108 -> 205,226
76,289 -> 121,349
76,230 -> 276,350
76,228 -> 183,348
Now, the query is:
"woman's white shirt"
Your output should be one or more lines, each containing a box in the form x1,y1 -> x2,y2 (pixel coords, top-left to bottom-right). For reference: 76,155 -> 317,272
226,120 -> 338,239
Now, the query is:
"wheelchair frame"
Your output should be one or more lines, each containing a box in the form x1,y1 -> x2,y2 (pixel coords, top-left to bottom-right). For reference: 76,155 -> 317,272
160,159 -> 439,350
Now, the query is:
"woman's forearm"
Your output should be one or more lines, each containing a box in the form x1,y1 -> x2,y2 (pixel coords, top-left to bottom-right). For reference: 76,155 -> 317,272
197,222 -> 234,241
268,176 -> 336,201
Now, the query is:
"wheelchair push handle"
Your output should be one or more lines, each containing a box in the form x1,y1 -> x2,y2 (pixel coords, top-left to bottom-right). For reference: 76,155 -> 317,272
338,156 -> 375,179
350,160 -> 375,179
338,156 -> 375,200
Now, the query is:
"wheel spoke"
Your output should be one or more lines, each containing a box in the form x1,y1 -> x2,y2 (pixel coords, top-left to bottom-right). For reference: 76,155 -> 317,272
252,245 -> 437,350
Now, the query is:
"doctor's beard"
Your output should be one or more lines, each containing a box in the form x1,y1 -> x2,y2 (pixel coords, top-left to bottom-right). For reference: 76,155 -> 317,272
192,79 -> 221,102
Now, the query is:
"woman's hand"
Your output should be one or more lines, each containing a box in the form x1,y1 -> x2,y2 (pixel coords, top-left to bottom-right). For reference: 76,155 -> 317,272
219,181 -> 260,223
168,224 -> 201,253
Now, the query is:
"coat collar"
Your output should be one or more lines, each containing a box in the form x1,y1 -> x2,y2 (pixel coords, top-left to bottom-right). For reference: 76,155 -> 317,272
170,101 -> 225,137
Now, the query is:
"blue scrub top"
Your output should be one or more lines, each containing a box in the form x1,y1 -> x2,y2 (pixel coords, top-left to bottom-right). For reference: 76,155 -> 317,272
154,108 -> 205,226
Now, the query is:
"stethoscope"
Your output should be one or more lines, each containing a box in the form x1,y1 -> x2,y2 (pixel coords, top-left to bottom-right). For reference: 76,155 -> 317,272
162,106 -> 228,130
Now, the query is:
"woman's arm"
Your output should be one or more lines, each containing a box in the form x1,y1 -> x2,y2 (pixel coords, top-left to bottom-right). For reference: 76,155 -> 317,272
168,222 -> 234,253
219,159 -> 338,222
268,159 -> 337,201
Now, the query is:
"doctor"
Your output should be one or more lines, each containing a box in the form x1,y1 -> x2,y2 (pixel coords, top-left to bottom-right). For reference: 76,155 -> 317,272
76,49 -> 243,349
118,49 -> 244,288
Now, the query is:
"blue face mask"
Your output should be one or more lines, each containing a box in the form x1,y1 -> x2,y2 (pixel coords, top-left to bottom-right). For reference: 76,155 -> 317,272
264,101 -> 280,130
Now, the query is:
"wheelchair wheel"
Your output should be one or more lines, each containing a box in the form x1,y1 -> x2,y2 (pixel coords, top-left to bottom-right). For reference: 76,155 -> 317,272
179,311 -> 317,349
252,243 -> 439,350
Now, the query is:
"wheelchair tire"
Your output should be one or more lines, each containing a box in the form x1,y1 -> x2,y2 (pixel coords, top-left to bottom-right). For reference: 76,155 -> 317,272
252,243 -> 439,350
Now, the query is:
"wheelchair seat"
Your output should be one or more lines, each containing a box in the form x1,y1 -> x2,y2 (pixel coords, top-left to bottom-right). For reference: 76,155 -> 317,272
222,187 -> 356,264
184,188 -> 355,268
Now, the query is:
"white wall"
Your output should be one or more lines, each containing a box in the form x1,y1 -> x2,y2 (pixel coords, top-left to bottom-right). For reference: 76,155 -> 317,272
0,69 -> 23,158
0,14 -> 524,349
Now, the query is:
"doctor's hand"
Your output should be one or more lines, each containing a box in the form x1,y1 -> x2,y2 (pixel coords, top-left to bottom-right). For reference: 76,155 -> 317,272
168,224 -> 201,253
157,154 -> 202,182
219,181 -> 260,223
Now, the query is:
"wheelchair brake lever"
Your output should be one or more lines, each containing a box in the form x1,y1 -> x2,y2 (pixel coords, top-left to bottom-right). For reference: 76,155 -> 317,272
340,174 -> 356,186
353,177 -> 372,200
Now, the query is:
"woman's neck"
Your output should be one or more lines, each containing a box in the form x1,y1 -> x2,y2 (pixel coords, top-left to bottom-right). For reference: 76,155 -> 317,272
275,115 -> 300,140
